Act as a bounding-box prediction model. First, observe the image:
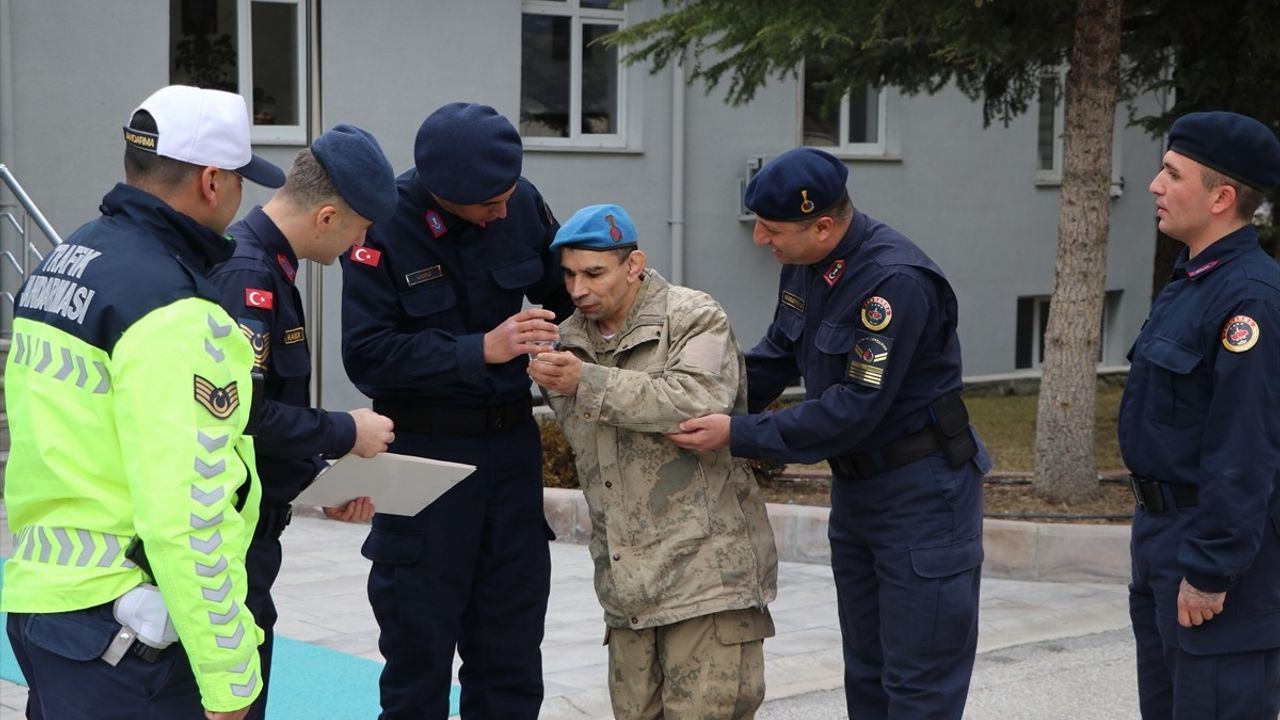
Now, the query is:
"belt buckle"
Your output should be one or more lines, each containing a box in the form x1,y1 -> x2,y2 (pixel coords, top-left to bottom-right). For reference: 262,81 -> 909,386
1128,476 -> 1148,511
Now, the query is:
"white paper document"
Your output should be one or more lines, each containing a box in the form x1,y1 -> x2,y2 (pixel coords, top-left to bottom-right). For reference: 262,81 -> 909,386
294,452 -> 476,516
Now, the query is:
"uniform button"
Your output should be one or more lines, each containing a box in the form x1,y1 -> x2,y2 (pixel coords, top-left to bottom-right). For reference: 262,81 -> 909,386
612,553 -> 620,561
630,617 -> 638,625
584,411 -> 592,419
605,481 -> 612,489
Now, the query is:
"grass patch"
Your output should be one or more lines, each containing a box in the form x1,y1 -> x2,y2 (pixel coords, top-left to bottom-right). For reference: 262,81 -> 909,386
967,386 -> 1124,474
540,386 -> 1128,485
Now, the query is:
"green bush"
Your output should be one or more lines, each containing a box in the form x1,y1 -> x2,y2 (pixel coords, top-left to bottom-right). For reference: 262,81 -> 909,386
539,417 -> 784,489
539,419 -> 580,488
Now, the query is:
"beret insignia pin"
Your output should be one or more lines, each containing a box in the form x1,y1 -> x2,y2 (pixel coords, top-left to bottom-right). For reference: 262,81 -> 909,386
800,189 -> 816,214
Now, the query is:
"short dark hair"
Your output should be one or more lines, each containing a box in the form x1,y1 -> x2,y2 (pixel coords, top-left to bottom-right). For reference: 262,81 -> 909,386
795,190 -> 855,230
278,148 -> 344,210
123,110 -> 202,186
1201,167 -> 1265,221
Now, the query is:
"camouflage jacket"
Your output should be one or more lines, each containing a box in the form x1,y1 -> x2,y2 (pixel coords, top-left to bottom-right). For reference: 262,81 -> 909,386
548,269 -> 778,629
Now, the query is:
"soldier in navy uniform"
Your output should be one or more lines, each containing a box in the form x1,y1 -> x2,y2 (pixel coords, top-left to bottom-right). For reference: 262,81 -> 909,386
1121,112 -> 1280,718
340,102 -> 572,720
671,147 -> 990,719
209,123 -> 398,719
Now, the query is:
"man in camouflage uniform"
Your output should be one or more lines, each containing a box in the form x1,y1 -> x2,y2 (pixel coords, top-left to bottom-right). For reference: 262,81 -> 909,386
529,204 -> 778,719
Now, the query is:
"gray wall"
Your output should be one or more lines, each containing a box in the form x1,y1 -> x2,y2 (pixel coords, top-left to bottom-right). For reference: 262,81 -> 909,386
3,0 -> 1165,415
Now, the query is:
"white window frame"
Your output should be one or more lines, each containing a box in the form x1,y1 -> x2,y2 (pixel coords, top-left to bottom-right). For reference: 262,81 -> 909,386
521,0 -> 628,150
798,62 -> 888,157
1036,71 -> 1067,184
1036,69 -> 1124,196
236,0 -> 308,145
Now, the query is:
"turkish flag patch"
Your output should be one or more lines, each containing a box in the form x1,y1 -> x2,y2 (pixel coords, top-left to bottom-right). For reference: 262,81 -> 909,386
350,246 -> 382,267
245,288 -> 274,309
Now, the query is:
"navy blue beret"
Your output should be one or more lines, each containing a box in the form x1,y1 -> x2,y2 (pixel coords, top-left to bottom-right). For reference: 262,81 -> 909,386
550,204 -> 638,251
744,147 -> 850,221
310,124 -> 398,223
414,102 -> 523,205
1169,111 -> 1280,192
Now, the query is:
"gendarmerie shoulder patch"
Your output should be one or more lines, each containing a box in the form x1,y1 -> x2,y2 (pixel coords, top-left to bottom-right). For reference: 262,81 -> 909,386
781,290 -> 806,314
847,330 -> 893,389
860,296 -> 892,332
1222,315 -> 1259,353
194,375 -> 240,419
238,319 -> 270,371
284,326 -> 305,345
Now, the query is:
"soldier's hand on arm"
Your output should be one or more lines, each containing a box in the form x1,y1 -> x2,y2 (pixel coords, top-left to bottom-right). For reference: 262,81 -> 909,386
484,308 -> 559,364
323,497 -> 376,523
527,350 -> 582,395
1177,578 -> 1226,627
667,414 -> 732,452
349,407 -> 395,458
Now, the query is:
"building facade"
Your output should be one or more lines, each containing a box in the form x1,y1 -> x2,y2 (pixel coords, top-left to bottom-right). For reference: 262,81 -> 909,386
0,0 -> 1163,411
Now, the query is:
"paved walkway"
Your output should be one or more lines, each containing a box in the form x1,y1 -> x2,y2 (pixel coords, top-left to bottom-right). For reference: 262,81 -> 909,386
0,509 -> 1135,718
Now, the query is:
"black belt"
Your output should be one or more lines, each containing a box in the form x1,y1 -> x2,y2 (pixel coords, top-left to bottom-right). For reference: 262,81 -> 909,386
374,395 -> 532,437
829,392 -> 978,479
829,426 -> 946,479
255,503 -> 293,541
129,639 -> 167,663
1129,475 -> 1198,513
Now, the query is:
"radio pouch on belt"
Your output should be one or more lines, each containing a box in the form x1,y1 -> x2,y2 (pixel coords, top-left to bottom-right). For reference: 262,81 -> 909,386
112,583 -> 179,649
930,392 -> 978,469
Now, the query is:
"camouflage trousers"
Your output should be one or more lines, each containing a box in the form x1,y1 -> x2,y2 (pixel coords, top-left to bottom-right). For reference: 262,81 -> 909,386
605,607 -> 774,720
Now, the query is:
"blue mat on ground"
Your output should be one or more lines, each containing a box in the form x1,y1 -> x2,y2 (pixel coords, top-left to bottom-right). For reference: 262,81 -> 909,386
0,557 -> 461,718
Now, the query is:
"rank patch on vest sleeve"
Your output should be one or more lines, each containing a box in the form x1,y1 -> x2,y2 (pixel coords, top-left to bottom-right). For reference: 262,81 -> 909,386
194,375 -> 240,419
860,296 -> 892,332
781,290 -> 806,314
405,265 -> 443,287
237,319 -> 270,371
1221,315 -> 1259,353
847,331 -> 893,389
283,326 -> 306,345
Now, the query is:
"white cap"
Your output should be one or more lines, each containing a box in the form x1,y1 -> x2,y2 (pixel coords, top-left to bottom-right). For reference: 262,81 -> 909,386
124,85 -> 284,188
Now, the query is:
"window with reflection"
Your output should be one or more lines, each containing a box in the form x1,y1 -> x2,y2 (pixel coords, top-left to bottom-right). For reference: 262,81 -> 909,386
521,0 -> 625,146
169,0 -> 308,143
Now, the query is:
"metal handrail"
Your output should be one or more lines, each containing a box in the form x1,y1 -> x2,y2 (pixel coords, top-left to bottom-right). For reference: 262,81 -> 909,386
0,164 -> 62,245
1,163 -> 61,317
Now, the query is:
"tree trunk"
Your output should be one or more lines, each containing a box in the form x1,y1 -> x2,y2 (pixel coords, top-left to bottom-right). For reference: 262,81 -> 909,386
1032,0 -> 1123,503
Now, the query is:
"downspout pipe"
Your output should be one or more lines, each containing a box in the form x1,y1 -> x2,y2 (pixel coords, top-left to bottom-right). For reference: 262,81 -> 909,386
669,58 -> 686,285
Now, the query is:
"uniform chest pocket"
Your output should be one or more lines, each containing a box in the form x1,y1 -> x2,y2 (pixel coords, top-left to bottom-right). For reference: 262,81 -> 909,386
489,256 -> 543,290
814,321 -> 858,355
271,343 -> 311,378
1140,335 -> 1207,427
400,281 -> 458,318
775,307 -> 804,342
